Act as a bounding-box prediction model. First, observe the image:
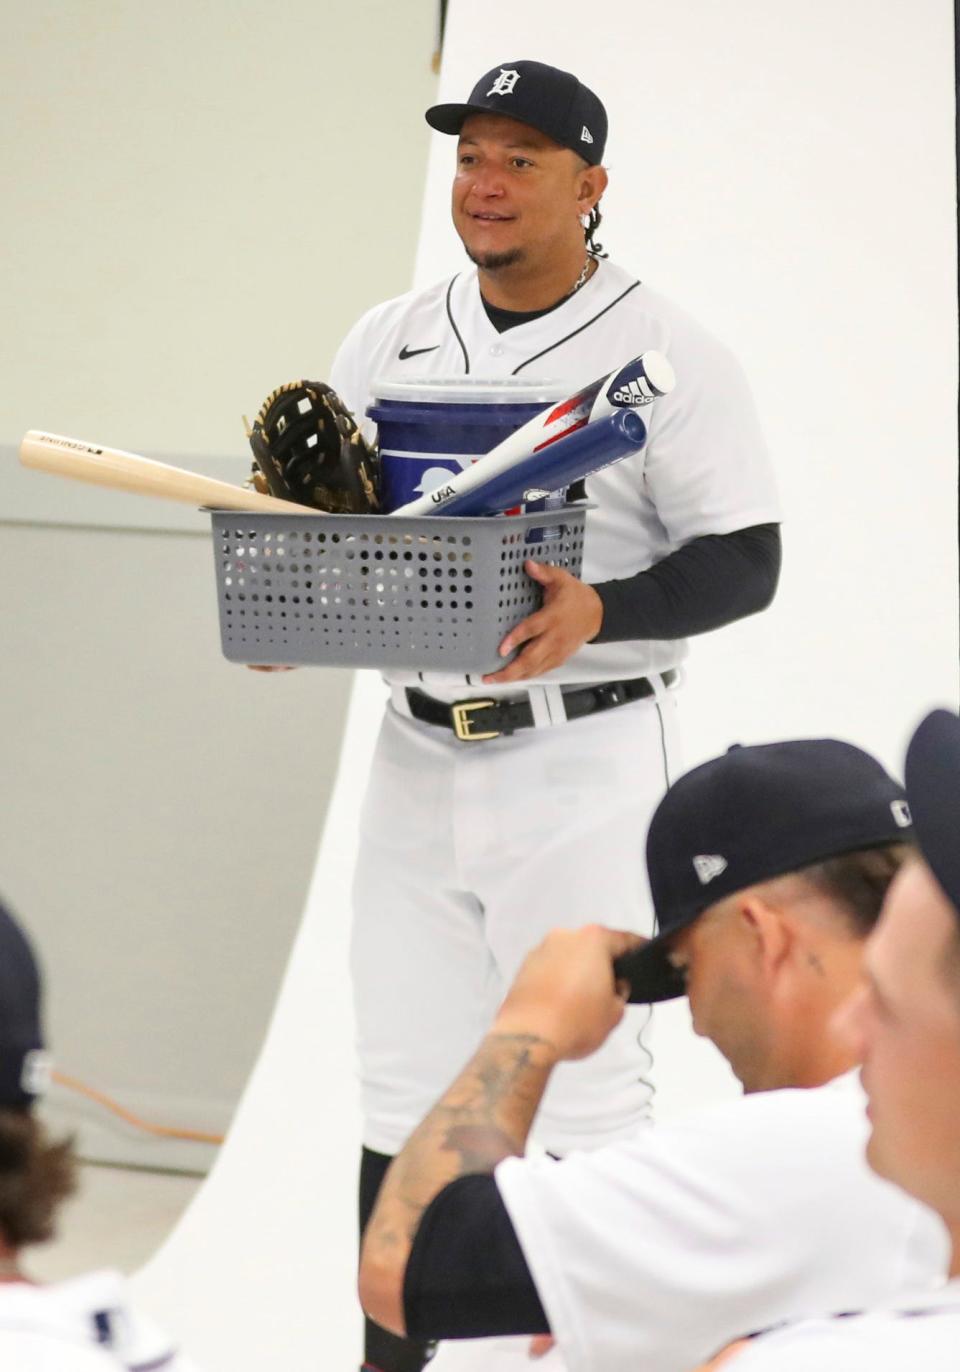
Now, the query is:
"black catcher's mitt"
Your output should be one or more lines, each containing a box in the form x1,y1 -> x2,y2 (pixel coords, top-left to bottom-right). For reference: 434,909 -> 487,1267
247,380 -> 380,514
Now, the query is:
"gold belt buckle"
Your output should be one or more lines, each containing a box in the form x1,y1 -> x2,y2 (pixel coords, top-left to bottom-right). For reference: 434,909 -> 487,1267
451,698 -> 500,742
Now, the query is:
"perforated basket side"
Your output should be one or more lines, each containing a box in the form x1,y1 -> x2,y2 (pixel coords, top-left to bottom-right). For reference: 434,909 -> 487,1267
210,508 -> 586,672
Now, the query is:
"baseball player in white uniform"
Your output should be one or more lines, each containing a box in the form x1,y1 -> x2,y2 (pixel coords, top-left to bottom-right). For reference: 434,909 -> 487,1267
358,738 -> 947,1372
697,709 -> 960,1372
0,896 -> 198,1372
334,60 -> 781,1372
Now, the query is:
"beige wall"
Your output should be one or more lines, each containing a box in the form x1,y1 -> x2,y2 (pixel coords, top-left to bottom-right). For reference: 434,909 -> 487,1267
0,0 -> 437,1168
0,0 -> 437,452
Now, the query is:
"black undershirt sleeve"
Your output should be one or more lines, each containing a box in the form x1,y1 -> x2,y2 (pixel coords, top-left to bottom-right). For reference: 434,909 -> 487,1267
591,522 -> 781,643
403,1175 -> 550,1340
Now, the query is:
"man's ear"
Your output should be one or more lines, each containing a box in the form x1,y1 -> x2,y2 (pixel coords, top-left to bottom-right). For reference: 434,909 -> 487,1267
578,163 -> 608,215
736,895 -> 792,979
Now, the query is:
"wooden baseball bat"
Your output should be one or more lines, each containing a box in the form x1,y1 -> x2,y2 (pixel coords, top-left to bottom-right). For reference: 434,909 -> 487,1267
18,430 -> 320,515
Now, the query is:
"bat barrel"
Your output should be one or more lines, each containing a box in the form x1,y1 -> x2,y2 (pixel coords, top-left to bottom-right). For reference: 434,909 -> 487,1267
18,430 -> 317,515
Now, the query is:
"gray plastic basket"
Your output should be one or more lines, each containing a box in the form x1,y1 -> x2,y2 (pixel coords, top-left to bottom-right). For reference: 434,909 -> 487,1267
210,506 -> 587,673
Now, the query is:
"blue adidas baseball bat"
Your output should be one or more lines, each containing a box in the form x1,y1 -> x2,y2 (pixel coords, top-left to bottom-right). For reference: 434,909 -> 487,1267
399,408 -> 647,518
390,349 -> 673,518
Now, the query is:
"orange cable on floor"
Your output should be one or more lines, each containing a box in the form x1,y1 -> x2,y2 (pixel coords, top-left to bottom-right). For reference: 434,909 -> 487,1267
52,1070 -> 225,1147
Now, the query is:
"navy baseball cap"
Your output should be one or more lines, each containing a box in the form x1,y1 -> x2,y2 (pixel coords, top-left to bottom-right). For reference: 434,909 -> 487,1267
904,709 -> 960,919
426,60 -> 607,165
0,897 -> 49,1109
616,740 -> 914,1004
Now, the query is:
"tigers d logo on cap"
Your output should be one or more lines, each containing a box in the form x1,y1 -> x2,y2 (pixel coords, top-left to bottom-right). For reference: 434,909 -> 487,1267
487,68 -> 521,96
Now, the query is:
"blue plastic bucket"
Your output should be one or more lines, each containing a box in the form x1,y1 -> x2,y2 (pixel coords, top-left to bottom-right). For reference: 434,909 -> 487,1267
367,378 -> 569,513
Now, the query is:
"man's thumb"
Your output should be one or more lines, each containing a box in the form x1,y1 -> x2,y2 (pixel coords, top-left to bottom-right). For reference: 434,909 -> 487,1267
526,558 -> 560,584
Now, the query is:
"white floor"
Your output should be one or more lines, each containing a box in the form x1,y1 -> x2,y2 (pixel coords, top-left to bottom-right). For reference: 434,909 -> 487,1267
26,1163 -> 202,1283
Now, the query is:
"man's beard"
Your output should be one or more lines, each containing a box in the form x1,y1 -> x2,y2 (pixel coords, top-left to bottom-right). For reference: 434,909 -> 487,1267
464,245 -> 525,271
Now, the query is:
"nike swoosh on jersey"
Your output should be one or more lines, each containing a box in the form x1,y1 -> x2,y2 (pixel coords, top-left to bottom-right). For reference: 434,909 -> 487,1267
398,344 -> 441,360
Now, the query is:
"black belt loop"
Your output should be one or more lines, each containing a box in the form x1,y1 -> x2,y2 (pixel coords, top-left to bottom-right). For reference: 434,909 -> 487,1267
405,670 -> 678,742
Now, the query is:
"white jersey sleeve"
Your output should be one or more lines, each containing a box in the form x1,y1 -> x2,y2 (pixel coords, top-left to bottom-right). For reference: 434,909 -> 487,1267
494,1074 -> 948,1372
634,292 -> 780,543
329,303 -> 380,430
727,1281 -> 960,1372
0,1270 -> 200,1372
328,279 -> 454,445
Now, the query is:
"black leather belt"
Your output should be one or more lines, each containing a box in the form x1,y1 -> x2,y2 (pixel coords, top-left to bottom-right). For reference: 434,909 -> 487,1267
405,670 -> 679,742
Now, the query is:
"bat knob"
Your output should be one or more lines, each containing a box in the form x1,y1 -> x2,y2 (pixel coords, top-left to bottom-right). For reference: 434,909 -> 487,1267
640,350 -> 676,397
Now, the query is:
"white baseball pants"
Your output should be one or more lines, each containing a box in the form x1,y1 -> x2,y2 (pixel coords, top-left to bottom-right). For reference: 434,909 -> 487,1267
351,680 -> 681,1156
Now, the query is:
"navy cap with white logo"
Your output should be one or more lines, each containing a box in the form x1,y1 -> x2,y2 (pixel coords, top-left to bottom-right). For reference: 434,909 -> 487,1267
426,60 -> 607,165
0,897 -> 49,1109
904,709 -> 960,920
616,739 -> 914,1004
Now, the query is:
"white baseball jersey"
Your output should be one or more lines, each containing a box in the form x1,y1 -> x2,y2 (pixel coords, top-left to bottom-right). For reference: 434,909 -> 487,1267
492,1072 -> 949,1372
330,258 -> 781,695
728,1278 -> 960,1372
0,1270 -> 199,1371
341,259 -> 775,1160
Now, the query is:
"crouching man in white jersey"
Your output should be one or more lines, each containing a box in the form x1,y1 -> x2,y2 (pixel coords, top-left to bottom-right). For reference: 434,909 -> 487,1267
335,58 -> 782,1372
703,709 -> 960,1372
333,56 -> 784,1372
358,738 -> 947,1372
0,897 -> 197,1372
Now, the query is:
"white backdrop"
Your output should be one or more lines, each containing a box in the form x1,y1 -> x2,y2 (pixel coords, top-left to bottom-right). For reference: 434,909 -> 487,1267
134,2 -> 958,1368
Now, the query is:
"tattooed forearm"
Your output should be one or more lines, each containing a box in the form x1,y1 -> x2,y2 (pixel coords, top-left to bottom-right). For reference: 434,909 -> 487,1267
445,1035 -> 552,1121
392,1032 -> 557,1217
358,1031 -> 559,1332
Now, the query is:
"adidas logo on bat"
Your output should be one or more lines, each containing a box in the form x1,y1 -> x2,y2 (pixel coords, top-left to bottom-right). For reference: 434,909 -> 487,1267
610,377 -> 656,406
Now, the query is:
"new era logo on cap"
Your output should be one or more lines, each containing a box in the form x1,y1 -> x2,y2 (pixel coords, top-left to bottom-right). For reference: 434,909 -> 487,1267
693,854 -> 728,885
581,125 -> 594,143
890,799 -> 912,828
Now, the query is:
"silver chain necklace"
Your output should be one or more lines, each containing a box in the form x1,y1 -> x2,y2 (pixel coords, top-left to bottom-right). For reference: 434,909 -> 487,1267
569,255 -> 594,296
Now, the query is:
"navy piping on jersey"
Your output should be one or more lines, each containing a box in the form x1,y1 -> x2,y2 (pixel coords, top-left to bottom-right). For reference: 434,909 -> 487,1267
445,275 -> 470,374
749,1299 -> 960,1342
512,281 -> 641,374
444,274 -> 641,375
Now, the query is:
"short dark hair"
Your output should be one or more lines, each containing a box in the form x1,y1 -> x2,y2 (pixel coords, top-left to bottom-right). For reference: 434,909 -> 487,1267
0,1110 -> 77,1248
795,842 -> 912,937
